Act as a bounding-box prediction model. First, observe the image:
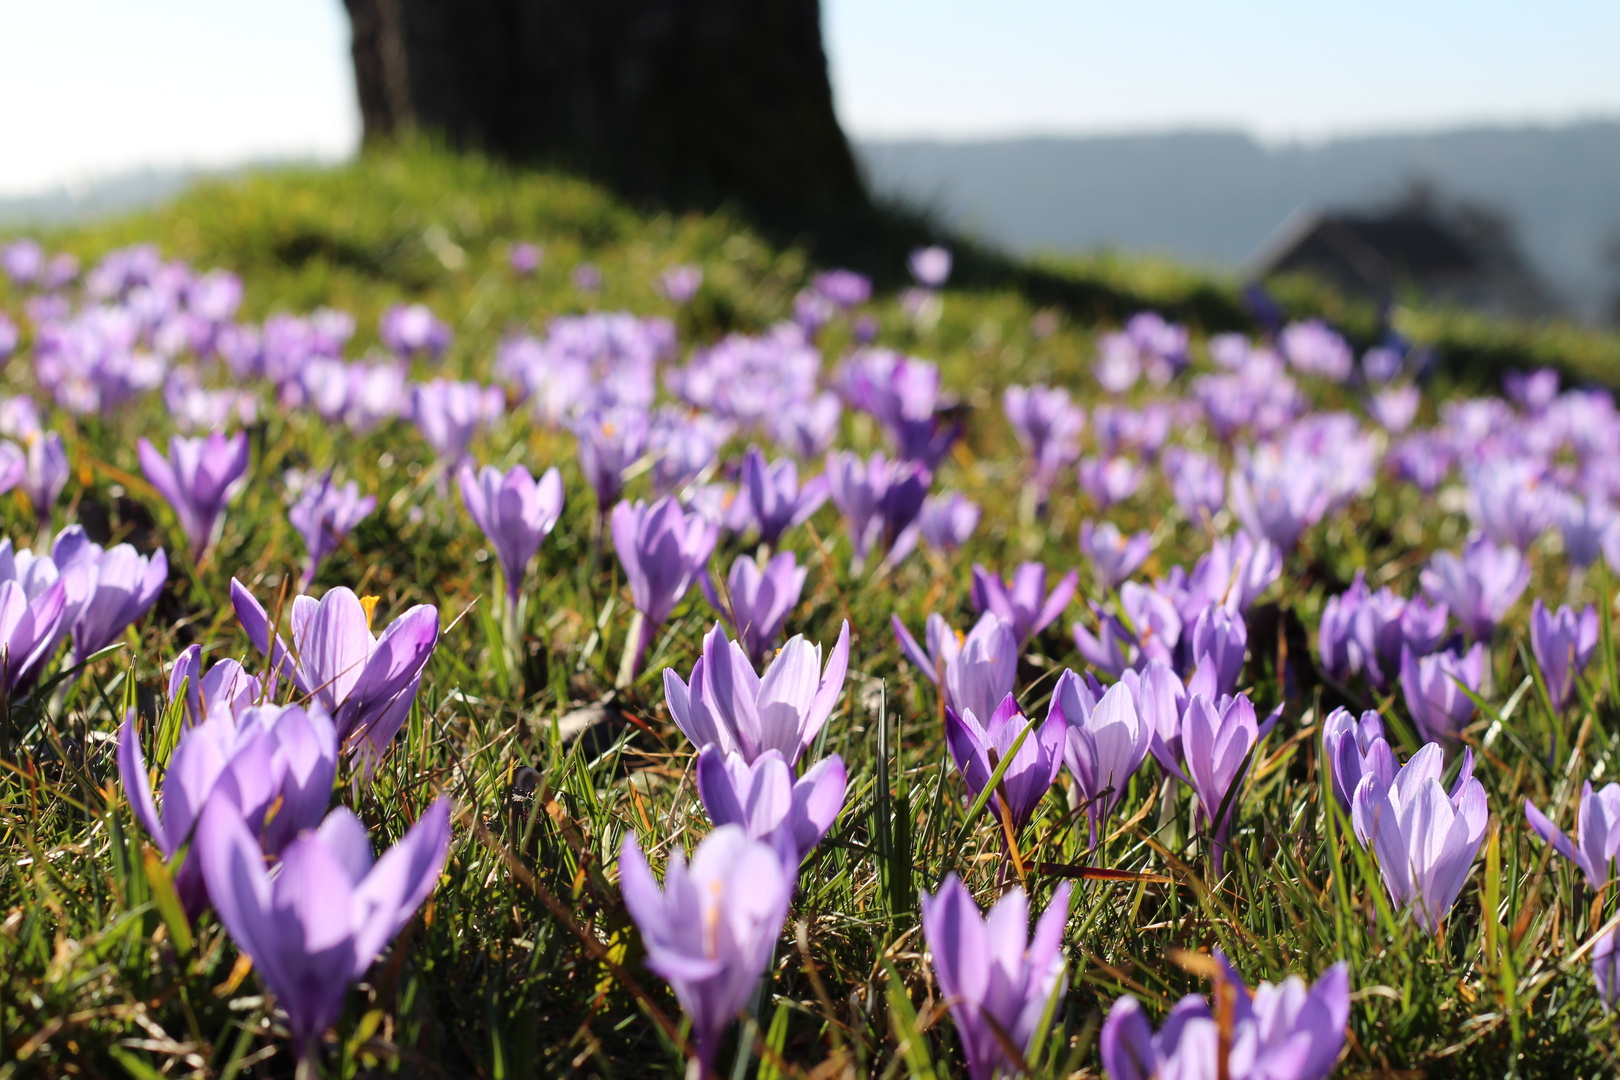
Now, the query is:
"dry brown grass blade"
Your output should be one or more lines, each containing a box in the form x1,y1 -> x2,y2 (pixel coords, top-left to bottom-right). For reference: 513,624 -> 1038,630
1039,863 -> 1175,884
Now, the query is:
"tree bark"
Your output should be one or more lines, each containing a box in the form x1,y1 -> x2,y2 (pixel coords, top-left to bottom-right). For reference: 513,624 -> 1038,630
341,0 -> 869,222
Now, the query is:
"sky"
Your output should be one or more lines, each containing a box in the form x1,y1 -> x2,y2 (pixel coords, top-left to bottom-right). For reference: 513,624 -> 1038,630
2,1 -> 1619,196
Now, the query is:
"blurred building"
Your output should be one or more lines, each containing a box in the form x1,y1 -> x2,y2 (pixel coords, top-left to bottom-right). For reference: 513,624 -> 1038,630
1246,189 -> 1559,320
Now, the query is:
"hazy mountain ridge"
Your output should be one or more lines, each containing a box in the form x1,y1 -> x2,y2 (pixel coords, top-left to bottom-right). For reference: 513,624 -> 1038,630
0,169 -> 200,227
858,121 -> 1620,322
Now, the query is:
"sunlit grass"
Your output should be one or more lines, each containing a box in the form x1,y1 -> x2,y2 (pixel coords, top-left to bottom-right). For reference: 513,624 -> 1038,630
0,143 -> 1618,1078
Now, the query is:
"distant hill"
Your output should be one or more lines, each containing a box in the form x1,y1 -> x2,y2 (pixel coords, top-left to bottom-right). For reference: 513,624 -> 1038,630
0,168 -> 199,227
0,157 -> 325,229
858,121 -> 1620,323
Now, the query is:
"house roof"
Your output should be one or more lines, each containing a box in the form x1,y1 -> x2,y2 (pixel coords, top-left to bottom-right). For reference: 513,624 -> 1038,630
1245,206 -> 1480,294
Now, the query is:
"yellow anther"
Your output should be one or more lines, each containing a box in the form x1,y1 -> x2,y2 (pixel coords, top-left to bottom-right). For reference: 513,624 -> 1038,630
704,879 -> 723,957
360,594 -> 381,629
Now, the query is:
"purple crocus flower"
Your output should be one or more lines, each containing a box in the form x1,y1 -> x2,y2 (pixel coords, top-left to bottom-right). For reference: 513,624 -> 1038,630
1280,318 -> 1354,381
1389,432 -> 1453,492
1399,642 -> 1485,745
1003,384 -> 1084,507
611,496 -> 720,676
1419,536 -> 1528,640
1101,953 -> 1349,1080
1321,707 -> 1393,811
58,535 -> 168,664
1093,333 -> 1142,394
1228,445 -> 1332,552
231,580 -> 440,763
1319,570 -> 1452,691
1181,691 -> 1278,876
793,290 -> 836,333
509,242 -> 542,275
119,703 -> 339,916
618,827 -> 791,1077
345,360 -> 407,433
21,432 -> 67,520
1465,461 -> 1555,552
1559,494 -> 1613,569
1317,571 -> 1376,684
837,350 -> 960,467
1397,596 -> 1452,660
458,463 -> 564,605
1124,582 -> 1184,668
811,269 -> 871,308
917,491 -> 980,552
42,253 -> 77,291
919,875 -> 1071,1080
1595,925 -> 1620,1012
1183,533 -> 1282,618
696,745 -> 847,868
970,561 -> 1078,646
0,563 -> 67,698
1367,384 -> 1421,433
288,472 -> 377,589
379,302 -> 452,361
1530,599 -> 1600,710
1525,781 -> 1620,891
684,483 -> 756,537
1187,604 -> 1247,695
196,796 -> 450,1063
663,620 -> 849,765
2,239 -> 44,286
138,432 -> 250,560
168,643 -> 261,727
1080,520 -> 1153,590
649,408 -> 730,495
893,611 -> 1017,725
1352,742 -> 1487,933
1079,455 -> 1143,509
1505,367 -> 1560,411
769,391 -> 842,459
946,692 -> 1065,832
908,245 -> 952,288
743,446 -> 829,547
1124,658 -> 1203,781
1072,609 -> 1136,679
1125,311 -> 1191,386
0,401 -> 33,443
572,262 -> 602,292
1053,671 -> 1150,843
408,380 -> 501,463
657,265 -> 703,304
700,552 -> 807,668
574,406 -> 650,513
824,450 -> 930,571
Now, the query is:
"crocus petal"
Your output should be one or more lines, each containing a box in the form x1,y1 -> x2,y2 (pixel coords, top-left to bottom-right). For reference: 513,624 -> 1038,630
892,614 -> 939,684
1100,996 -> 1158,1080
116,711 -> 167,852
349,797 -> 452,969
230,578 -> 309,694
789,754 -> 848,860
802,620 -> 850,756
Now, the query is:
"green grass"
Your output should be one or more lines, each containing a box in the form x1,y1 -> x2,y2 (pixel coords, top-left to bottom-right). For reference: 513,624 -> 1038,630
2,143 -> 1620,1079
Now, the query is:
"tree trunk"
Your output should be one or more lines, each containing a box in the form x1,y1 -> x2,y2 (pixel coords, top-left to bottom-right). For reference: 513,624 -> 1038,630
341,0 -> 869,223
